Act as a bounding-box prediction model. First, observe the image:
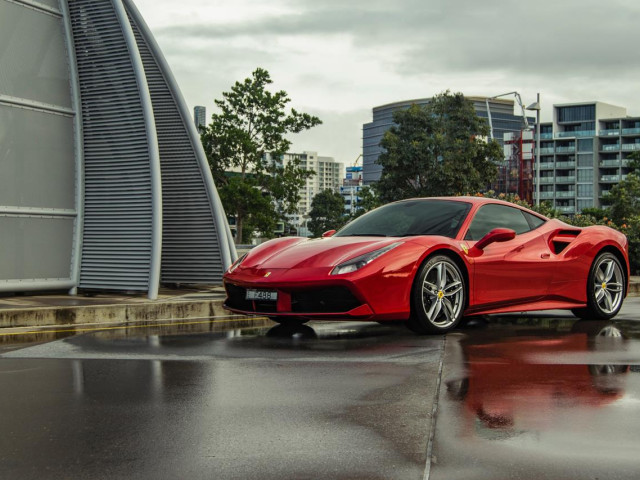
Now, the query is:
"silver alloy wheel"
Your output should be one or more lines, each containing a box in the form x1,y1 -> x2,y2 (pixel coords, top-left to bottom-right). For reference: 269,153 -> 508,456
421,260 -> 464,328
593,257 -> 624,315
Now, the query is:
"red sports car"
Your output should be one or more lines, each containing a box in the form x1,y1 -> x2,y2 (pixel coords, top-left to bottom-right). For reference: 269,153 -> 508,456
223,197 -> 629,334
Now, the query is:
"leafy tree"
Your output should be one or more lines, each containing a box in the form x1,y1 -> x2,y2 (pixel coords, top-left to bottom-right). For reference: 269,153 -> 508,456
308,189 -> 347,237
375,91 -> 502,202
601,153 -> 640,225
201,68 -> 321,242
351,185 -> 382,218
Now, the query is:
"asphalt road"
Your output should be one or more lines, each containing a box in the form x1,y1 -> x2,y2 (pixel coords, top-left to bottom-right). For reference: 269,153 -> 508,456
1,299 -> 640,479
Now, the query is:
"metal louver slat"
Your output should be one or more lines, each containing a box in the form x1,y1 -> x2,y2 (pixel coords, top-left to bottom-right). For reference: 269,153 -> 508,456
68,0 -> 154,292
125,4 -> 226,284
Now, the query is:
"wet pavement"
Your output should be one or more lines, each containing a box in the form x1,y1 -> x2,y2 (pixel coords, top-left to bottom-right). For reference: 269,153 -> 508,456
1,299 -> 640,479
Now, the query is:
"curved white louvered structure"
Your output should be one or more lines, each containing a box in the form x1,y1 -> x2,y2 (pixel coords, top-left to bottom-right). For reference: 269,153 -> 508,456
0,0 -> 236,299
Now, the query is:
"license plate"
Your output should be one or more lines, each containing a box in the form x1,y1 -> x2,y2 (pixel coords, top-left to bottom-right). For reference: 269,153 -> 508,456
245,289 -> 278,301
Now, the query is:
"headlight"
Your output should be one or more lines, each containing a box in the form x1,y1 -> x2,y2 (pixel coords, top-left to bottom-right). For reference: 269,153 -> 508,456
227,253 -> 248,273
331,242 -> 402,275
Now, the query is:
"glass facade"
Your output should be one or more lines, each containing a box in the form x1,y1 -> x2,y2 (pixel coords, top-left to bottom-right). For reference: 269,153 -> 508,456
558,105 -> 595,123
362,98 -> 534,184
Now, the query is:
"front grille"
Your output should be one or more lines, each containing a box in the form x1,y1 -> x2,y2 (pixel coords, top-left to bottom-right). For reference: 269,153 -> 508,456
225,284 -> 362,314
291,287 -> 361,313
224,283 -> 252,311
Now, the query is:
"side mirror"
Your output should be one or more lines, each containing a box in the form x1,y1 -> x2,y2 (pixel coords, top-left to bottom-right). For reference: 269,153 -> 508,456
474,228 -> 515,250
322,229 -> 336,238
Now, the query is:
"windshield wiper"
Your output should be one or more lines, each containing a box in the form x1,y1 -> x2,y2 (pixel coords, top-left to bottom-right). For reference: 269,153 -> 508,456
341,233 -> 388,237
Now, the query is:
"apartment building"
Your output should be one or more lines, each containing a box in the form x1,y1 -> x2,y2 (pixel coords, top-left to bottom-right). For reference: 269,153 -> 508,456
273,152 -> 344,233
533,102 -> 640,213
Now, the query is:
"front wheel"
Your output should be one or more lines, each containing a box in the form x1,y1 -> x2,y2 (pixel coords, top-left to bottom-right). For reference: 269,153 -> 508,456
573,252 -> 625,320
406,255 -> 466,334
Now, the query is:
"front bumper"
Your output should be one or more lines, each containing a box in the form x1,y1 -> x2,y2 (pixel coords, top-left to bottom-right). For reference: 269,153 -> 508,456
223,282 -> 374,319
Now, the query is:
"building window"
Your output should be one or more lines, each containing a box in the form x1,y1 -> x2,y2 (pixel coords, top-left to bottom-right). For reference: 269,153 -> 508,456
577,169 -> 593,182
577,199 -> 593,211
578,154 -> 594,167
578,139 -> 593,152
577,184 -> 593,197
558,105 -> 595,123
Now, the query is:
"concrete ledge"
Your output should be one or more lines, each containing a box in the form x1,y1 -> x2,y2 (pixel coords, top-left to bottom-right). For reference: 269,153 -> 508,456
0,299 -> 230,329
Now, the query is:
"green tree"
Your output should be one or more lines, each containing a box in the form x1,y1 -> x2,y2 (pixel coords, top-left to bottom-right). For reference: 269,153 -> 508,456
375,91 -> 502,202
602,153 -> 640,225
201,68 -> 321,242
308,189 -> 347,237
351,185 -> 382,218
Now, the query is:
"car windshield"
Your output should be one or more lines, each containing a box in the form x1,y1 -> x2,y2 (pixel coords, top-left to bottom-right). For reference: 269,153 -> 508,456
335,199 -> 471,238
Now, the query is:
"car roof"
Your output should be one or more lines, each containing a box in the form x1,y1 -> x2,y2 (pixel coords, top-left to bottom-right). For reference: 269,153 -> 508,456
396,196 -> 549,219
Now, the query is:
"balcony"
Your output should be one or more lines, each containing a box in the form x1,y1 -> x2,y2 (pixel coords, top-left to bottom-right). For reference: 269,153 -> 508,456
537,177 -> 555,184
622,127 -> 640,135
539,147 -> 555,155
555,161 -> 576,169
600,160 -> 621,167
622,144 -> 640,151
539,162 -> 555,169
538,133 -> 553,140
555,176 -> 576,184
556,131 -> 595,138
601,144 -> 620,152
601,175 -> 620,182
555,191 -> 576,198
556,146 -> 576,154
600,190 -> 611,197
534,191 -> 555,199
599,129 -> 620,136
557,206 -> 576,214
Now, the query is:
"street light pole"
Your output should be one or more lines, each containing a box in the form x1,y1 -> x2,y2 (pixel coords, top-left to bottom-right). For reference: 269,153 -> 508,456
535,93 -> 541,206
526,94 -> 542,206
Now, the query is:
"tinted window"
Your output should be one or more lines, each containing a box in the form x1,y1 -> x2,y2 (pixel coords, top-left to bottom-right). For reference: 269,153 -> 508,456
335,200 -> 471,238
465,204 -> 531,241
523,211 -> 546,230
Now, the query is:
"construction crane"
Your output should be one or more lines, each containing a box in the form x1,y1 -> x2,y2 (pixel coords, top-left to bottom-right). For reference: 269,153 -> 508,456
486,91 -> 530,141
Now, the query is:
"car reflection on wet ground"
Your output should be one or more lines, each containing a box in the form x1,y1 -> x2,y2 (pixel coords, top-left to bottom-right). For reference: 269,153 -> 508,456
433,317 -> 640,480
1,308 -> 640,479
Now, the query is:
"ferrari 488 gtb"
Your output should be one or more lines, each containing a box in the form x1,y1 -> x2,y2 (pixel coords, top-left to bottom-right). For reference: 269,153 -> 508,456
223,197 -> 629,334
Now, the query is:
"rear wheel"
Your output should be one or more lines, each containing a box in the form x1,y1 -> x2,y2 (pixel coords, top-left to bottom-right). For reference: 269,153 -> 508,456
406,255 -> 466,334
572,252 -> 625,320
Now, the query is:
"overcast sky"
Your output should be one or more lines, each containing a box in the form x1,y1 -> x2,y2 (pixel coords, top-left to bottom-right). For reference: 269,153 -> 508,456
134,0 -> 640,166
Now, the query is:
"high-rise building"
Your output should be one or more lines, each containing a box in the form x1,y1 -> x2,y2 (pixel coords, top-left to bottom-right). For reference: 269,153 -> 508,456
362,97 -> 534,184
271,151 -> 344,235
533,102 -> 640,213
194,105 -> 206,130
340,166 -> 364,214
0,0 -> 235,299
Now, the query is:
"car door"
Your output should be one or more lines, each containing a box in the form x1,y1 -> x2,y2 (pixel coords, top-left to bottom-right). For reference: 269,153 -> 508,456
464,204 -> 552,307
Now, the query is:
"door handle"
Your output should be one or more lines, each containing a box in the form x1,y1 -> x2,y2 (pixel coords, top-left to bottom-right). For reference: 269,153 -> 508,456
540,253 -> 550,259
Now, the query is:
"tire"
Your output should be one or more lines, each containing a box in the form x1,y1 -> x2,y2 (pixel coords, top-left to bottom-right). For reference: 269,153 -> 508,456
573,252 -> 625,320
406,255 -> 466,334
268,316 -> 309,325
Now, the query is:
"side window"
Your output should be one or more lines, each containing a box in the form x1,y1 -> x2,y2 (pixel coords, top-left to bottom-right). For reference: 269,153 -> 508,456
465,204 -> 532,241
523,211 -> 546,230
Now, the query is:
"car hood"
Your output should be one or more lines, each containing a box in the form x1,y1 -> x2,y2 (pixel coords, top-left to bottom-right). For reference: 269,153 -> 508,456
241,236 -> 404,270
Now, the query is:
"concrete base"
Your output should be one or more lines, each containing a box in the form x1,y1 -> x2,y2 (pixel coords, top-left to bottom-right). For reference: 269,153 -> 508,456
0,286 -> 260,331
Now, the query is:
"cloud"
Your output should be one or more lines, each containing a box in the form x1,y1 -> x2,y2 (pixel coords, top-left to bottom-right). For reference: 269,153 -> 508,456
134,0 -> 640,161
